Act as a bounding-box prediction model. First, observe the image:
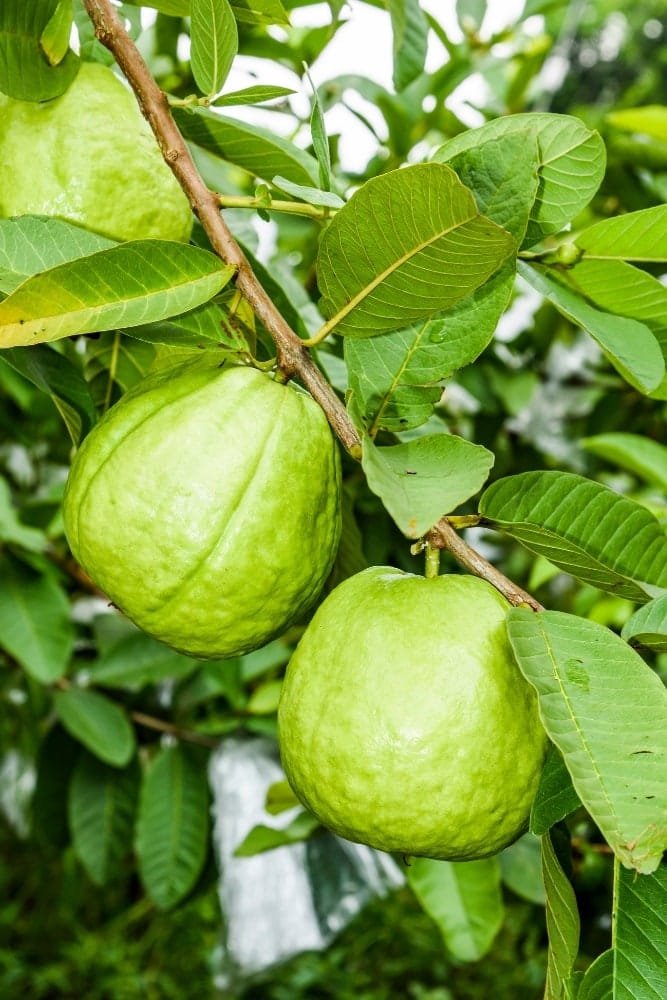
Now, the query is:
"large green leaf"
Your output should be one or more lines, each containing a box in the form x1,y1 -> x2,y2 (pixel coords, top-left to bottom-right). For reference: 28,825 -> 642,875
190,0 -> 238,97
173,106 -> 320,186
0,0 -> 79,101
135,745 -> 210,910
442,129 -> 541,243
581,433 -> 667,493
407,857 -> 503,962
542,828 -> 580,1000
433,113 -> 606,247
316,163 -> 515,339
345,261 -> 515,433
0,555 -> 72,683
386,0 -> 428,91
362,433 -> 494,538
576,205 -> 667,261
31,725 -> 80,847
621,596 -> 667,654
0,216 -> 114,294
54,688 -> 136,768
0,242 -> 234,347
68,753 -> 140,887
507,609 -> 667,874
518,262 -> 664,395
480,470 -> 667,602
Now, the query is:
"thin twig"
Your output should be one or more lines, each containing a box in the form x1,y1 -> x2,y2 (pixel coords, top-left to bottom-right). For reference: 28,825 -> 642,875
130,710 -> 220,749
429,519 -> 544,611
81,0 -> 361,456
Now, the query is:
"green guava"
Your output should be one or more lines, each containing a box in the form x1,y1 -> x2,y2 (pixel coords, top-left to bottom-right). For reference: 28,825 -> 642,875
278,567 -> 548,861
0,61 -> 192,243
63,363 -> 342,659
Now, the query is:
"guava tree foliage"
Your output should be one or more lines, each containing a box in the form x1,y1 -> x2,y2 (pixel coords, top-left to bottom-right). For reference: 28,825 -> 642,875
0,0 -> 666,996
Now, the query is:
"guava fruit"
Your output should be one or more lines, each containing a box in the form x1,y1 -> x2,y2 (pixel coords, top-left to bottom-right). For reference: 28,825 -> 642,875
278,567 -> 548,860
0,61 -> 192,243
63,363 -> 342,659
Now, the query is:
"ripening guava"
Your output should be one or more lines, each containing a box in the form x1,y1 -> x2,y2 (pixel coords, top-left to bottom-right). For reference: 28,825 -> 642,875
0,61 -> 192,243
63,363 -> 342,659
278,567 -> 548,861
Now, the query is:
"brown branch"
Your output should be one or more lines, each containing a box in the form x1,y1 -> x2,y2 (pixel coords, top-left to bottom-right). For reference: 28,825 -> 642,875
429,519 -> 544,611
81,0 -> 361,456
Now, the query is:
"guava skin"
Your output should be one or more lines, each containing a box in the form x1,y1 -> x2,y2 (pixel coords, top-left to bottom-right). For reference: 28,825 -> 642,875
278,568 -> 548,861
63,363 -> 342,659
0,62 -> 192,243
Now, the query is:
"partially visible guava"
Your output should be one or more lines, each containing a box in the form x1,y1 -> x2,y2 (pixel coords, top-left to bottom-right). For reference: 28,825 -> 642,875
0,61 -> 192,243
278,567 -> 548,861
63,362 -> 342,659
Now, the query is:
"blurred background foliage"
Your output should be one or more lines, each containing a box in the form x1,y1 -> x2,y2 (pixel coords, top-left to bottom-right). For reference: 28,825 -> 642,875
1,0 -> 666,996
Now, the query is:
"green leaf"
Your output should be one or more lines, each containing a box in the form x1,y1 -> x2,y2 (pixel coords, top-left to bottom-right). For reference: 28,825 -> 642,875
577,950 -> 614,1000
69,753 -> 140,886
304,68 -> 331,191
54,688 -> 136,768
84,632 -> 202,690
316,163 -> 516,339
0,0 -> 79,101
386,0 -> 429,92
0,477 -> 47,552
190,0 -> 238,97
233,810 -> 321,856
345,261 -> 515,433
40,0 -> 72,66
499,833 -> 545,905
615,861 -> 667,998
0,242 -> 234,347
530,743 -> 581,837
507,609 -> 667,874
606,105 -> 667,142
229,0 -> 289,25
621,596 -> 667,654
362,433 -> 494,538
518,262 -> 665,395
271,176 -> 344,209
433,113 -> 606,247
443,130 -> 541,243
246,678 -> 282,714
1,344 -> 97,443
31,725 -> 80,847
135,745 -> 210,909
457,0 -> 487,30
173,105 -> 320,186
563,259 -> 667,399
0,554 -> 72,682
581,433 -> 667,493
576,205 -> 667,262
0,216 -> 115,294
212,84 -> 295,107
480,470 -> 667,602
541,828 -> 580,1000
407,857 -> 503,962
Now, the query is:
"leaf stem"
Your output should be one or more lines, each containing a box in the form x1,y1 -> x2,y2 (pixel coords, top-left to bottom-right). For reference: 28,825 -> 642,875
425,543 -> 441,579
428,518 -> 544,610
81,0 -> 361,456
216,192 -> 334,220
